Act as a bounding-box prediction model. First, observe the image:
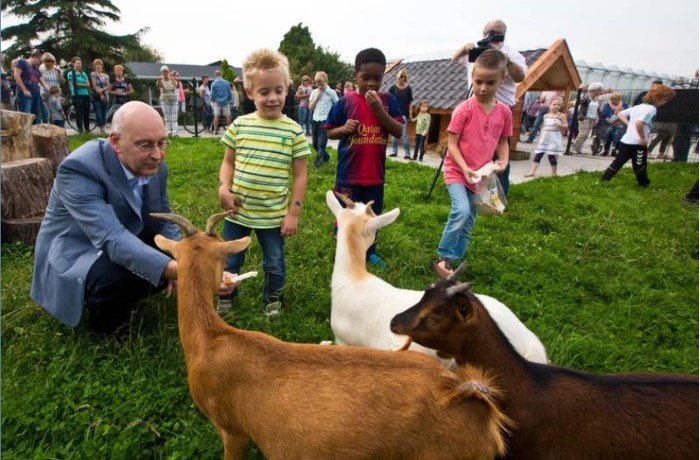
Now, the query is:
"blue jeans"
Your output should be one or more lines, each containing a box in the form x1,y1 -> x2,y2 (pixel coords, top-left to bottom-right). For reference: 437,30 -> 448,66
312,120 -> 330,167
298,106 -> 310,134
392,115 -> 411,156
437,183 -> 477,261
92,97 -> 107,128
222,220 -> 285,307
18,91 -> 42,124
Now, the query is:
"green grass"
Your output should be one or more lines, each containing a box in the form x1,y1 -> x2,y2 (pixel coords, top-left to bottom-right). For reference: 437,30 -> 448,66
2,135 -> 698,458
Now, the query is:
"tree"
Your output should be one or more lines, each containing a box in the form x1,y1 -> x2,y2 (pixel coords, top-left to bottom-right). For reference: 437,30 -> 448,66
1,0 -> 153,68
123,43 -> 162,63
278,23 -> 353,86
219,59 -> 236,83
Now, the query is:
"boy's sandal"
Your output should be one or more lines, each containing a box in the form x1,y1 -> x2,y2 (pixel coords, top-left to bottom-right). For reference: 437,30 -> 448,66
432,257 -> 454,279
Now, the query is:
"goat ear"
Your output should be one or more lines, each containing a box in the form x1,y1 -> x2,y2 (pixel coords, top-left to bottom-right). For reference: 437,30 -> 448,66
220,237 -> 252,256
454,295 -> 474,322
326,190 -> 343,217
155,234 -> 178,257
367,207 -> 400,233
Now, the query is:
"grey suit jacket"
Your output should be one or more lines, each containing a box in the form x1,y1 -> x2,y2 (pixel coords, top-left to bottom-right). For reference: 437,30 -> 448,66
31,139 -> 181,327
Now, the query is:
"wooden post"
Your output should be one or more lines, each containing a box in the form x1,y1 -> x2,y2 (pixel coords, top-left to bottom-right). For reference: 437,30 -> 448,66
1,158 -> 54,221
1,110 -> 36,163
32,123 -> 69,174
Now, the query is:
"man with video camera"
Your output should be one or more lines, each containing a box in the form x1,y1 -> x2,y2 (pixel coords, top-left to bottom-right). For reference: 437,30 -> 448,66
452,19 -> 527,195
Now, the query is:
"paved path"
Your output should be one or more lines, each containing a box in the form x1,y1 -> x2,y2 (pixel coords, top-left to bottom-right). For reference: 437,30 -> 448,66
325,138 -> 615,185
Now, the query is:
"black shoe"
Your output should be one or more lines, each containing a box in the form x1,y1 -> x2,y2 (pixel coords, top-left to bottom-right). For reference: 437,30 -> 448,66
389,153 -> 398,157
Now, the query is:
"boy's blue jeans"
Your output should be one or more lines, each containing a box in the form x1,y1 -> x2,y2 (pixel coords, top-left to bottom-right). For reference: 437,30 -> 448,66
222,219 -> 285,307
312,120 -> 330,167
437,183 -> 477,262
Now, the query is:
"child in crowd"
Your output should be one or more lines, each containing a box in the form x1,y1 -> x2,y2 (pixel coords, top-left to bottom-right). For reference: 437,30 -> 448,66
47,86 -> 65,127
343,81 -> 355,96
411,100 -> 431,161
217,48 -> 311,316
325,47 -> 403,267
434,49 -> 511,278
601,84 -> 675,187
524,96 -> 567,177
309,71 -> 338,168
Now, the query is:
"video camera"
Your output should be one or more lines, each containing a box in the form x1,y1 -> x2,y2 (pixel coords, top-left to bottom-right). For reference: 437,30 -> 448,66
468,31 -> 506,62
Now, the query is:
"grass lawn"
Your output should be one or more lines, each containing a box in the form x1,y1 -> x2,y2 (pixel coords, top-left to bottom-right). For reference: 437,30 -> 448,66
2,135 -> 698,459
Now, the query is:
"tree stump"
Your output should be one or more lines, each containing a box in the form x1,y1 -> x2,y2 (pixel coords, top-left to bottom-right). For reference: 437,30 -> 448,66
1,217 -> 43,245
32,123 -> 70,174
1,110 -> 36,163
1,158 -> 54,221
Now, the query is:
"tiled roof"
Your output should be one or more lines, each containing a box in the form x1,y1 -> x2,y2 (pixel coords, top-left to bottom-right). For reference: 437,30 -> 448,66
381,49 -> 547,111
124,62 -> 241,81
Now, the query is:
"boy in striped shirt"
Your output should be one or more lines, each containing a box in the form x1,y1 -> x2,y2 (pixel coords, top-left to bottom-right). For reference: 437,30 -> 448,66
218,49 -> 311,316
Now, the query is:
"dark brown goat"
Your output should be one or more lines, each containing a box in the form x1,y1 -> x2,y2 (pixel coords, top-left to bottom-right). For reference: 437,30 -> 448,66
152,212 -> 511,460
390,262 -> 699,460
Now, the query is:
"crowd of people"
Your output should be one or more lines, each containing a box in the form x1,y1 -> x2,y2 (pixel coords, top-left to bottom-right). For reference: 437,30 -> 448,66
2,50 -> 137,133
0,49 -> 248,136
26,18 -> 698,335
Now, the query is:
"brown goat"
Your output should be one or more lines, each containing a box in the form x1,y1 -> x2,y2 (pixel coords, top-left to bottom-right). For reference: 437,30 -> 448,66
152,212 -> 511,460
390,262 -> 699,460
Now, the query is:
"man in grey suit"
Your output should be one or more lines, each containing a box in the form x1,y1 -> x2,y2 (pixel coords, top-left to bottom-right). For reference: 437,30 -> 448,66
31,101 -> 236,334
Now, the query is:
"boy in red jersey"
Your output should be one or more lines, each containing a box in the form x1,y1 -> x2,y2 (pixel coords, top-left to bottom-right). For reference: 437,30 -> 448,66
325,48 -> 403,267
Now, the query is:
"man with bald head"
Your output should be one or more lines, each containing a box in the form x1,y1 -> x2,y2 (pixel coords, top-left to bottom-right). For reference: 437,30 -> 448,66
31,101 -> 235,334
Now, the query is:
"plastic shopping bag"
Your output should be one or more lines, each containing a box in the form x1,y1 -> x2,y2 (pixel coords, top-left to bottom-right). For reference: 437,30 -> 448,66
474,173 -> 507,215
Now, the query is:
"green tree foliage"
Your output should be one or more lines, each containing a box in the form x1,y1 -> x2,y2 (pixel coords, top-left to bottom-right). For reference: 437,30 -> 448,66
219,58 -> 236,82
1,0 -> 154,68
278,23 -> 353,87
123,43 -> 162,63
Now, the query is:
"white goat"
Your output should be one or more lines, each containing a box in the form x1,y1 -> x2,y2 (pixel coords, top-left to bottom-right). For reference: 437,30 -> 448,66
326,190 -> 548,365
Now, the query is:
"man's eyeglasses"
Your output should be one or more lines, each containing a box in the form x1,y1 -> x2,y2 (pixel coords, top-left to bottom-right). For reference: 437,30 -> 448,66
123,138 -> 170,153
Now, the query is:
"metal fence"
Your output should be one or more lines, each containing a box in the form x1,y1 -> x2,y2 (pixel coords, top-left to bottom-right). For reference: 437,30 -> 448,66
518,88 -> 699,163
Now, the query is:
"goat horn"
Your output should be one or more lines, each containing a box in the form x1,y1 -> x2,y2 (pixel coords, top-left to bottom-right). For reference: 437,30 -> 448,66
334,191 -> 355,209
150,212 -> 197,237
205,211 -> 233,236
446,260 -> 469,282
446,281 -> 474,297
365,201 -> 375,216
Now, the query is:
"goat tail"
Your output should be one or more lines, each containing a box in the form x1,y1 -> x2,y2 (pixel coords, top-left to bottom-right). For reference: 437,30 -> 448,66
436,365 -> 513,457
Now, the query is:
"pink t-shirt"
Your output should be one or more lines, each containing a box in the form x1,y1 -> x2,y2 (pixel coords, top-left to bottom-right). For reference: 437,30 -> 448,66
444,98 -> 512,190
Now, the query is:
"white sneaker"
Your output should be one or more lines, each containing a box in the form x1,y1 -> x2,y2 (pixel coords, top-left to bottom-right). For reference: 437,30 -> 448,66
263,300 -> 281,317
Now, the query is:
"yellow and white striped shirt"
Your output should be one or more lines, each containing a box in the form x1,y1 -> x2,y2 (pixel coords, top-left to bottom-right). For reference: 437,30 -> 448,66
221,113 -> 311,228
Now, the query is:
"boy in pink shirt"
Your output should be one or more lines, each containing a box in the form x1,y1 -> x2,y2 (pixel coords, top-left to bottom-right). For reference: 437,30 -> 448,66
435,49 -> 512,278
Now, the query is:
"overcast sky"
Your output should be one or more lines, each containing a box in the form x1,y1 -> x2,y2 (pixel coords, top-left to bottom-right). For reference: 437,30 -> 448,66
3,0 -> 699,77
